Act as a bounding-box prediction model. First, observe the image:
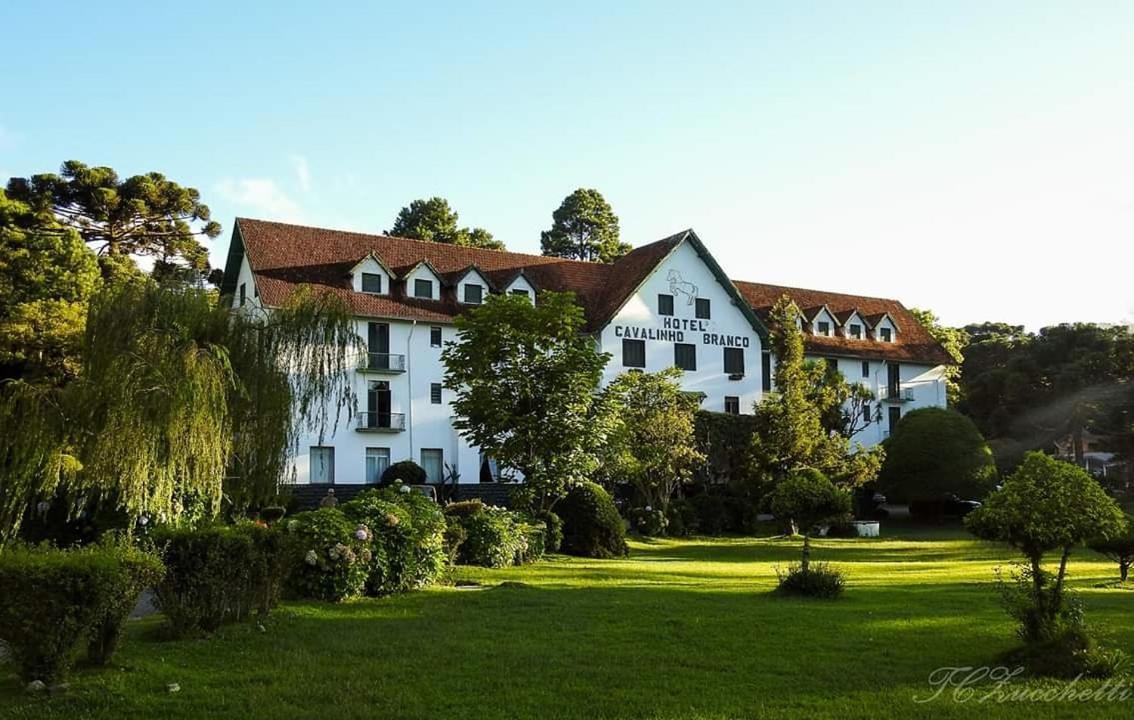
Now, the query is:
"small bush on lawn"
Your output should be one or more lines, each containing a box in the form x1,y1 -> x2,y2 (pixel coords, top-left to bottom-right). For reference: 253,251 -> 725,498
341,488 -> 447,595
558,481 -> 629,559
0,543 -> 162,683
626,506 -> 668,537
1088,513 -> 1134,583
458,509 -> 527,568
285,508 -> 369,602
153,523 -> 289,637
665,499 -> 699,537
536,510 -> 563,552
386,487 -> 447,587
518,520 -> 547,563
380,460 -> 427,486
775,562 -> 845,599
443,516 -> 468,563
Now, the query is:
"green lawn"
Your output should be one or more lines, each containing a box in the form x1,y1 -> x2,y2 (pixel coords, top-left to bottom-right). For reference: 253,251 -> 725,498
3,526 -> 1132,719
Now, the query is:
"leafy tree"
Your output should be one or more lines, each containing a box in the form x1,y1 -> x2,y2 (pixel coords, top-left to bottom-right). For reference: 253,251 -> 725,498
877,407 -> 998,504
389,197 -> 504,250
0,282 -> 361,546
540,188 -> 629,262
6,161 -> 220,278
770,468 -> 851,570
1088,513 -> 1134,583
596,368 -> 705,521
0,190 -> 101,384
441,291 -> 610,512
910,307 -> 968,406
966,453 -> 1126,644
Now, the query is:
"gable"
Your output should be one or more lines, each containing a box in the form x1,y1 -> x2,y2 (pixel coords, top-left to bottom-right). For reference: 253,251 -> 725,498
351,255 -> 392,294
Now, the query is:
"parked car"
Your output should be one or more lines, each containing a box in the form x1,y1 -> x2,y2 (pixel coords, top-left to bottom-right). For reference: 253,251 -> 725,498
941,494 -> 982,517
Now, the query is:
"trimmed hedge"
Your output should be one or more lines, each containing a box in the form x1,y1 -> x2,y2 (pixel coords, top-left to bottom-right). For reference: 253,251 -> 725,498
458,509 -> 527,568
0,543 -> 163,683
152,522 -> 289,637
558,481 -> 629,558
380,460 -> 427,486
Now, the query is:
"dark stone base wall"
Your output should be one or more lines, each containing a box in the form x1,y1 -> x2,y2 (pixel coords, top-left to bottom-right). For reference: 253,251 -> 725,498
285,483 -> 513,511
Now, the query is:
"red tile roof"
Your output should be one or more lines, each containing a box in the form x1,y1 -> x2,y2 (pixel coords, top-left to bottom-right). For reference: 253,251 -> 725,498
229,218 -> 952,365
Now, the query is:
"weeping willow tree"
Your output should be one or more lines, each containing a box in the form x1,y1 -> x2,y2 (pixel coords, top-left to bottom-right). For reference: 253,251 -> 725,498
0,281 -> 360,546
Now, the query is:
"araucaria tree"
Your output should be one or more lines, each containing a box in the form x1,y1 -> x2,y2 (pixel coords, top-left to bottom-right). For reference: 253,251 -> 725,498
0,282 -> 361,546
442,291 -> 610,512
540,188 -> 630,263
966,452 -> 1127,675
596,369 -> 705,528
6,161 -> 221,279
389,197 -> 503,250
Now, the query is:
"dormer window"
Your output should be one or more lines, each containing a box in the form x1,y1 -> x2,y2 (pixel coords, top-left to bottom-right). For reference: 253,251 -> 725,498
463,284 -> 483,305
880,327 -> 893,343
414,279 -> 433,299
849,323 -> 862,339
510,289 -> 530,299
817,321 -> 831,336
361,273 -> 383,294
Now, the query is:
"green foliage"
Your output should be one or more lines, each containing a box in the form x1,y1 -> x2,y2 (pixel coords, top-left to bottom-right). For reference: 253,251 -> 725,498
1088,513 -> 1134,582
340,487 -> 447,595
557,481 -> 628,558
595,369 -> 704,530
775,562 -> 845,599
909,308 -> 968,406
877,407 -> 998,503
443,499 -> 486,518
380,460 -> 427,487
535,510 -> 563,552
389,196 -> 503,250
443,291 -> 610,511
0,543 -> 162,682
152,523 -> 289,637
539,188 -> 629,262
458,509 -> 528,568
6,160 -> 221,279
771,469 -> 852,570
284,508 -> 369,602
0,189 -> 101,384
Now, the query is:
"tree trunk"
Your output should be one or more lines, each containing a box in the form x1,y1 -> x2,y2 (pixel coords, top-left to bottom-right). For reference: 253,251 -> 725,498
1121,561 -> 1130,583
801,534 -> 811,573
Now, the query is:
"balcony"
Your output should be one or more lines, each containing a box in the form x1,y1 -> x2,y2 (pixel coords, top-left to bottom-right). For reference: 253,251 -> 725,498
880,385 -> 915,403
354,412 -> 406,433
357,353 -> 406,374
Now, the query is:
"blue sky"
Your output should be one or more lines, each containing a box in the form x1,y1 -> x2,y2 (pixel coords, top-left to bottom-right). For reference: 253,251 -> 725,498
2,1 -> 1132,329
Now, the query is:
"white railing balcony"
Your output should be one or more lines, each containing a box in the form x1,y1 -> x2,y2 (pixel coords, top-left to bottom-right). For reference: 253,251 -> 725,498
354,412 -> 406,432
880,386 -> 915,403
358,353 -> 406,373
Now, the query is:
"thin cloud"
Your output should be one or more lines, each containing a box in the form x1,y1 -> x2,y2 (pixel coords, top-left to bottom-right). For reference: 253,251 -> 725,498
215,178 -> 304,223
290,155 -> 311,192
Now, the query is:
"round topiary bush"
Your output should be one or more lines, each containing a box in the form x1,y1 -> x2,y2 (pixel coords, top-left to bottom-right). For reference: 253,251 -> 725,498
380,459 -> 427,487
557,481 -> 629,558
878,407 -> 998,504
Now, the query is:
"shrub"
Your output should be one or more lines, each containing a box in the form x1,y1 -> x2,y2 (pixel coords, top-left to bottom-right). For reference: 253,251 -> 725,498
458,509 -> 527,568
665,498 -> 698,537
770,469 -> 852,572
557,481 -> 629,558
389,487 -> 447,587
689,494 -> 733,536
823,517 -> 859,539
380,460 -> 427,486
517,521 -> 547,564
341,487 -> 447,595
626,506 -> 668,536
0,544 -> 162,683
1088,513 -> 1134,583
153,522 -> 289,636
536,510 -> 563,552
443,516 -> 468,563
443,499 -> 486,519
285,508 -> 368,602
775,562 -> 845,599
878,407 -> 998,504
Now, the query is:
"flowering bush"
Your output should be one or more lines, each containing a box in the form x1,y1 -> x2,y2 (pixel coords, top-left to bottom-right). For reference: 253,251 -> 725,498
340,487 -> 447,595
458,508 -> 527,568
626,506 -> 668,537
285,508 -> 368,602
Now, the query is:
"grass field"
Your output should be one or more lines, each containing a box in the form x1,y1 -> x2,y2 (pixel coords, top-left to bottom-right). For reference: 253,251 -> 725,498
3,525 -> 1132,719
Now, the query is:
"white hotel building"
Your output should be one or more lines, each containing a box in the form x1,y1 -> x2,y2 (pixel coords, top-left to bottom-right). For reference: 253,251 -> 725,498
220,219 -> 953,496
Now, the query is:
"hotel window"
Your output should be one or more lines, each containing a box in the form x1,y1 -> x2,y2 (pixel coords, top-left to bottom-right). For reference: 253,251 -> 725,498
695,297 -> 711,320
658,294 -> 674,316
239,283 -> 246,307
463,283 -> 483,304
365,447 -> 390,484
622,339 -> 646,368
880,327 -> 893,343
861,360 -> 870,379
818,321 -> 830,336
724,396 -> 740,415
430,382 -> 442,404
421,448 -> 444,484
825,357 -> 839,375
479,453 -> 500,483
674,343 -> 696,371
430,326 -> 442,347
849,323 -> 862,339
862,404 -> 872,424
510,289 -> 530,299
414,278 -> 433,299
724,347 -> 744,376
761,351 -> 772,392
310,446 -> 335,484
361,272 -> 383,294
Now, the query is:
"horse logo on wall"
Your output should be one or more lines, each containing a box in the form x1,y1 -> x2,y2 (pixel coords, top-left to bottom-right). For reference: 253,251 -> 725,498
667,269 -> 698,305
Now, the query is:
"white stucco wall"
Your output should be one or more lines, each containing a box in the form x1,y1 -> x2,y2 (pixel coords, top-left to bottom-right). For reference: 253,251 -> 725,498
350,256 -> 392,294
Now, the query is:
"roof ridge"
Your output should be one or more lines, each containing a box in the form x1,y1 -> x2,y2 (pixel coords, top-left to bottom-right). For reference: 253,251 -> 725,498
732,278 -> 903,306
236,216 -> 684,271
